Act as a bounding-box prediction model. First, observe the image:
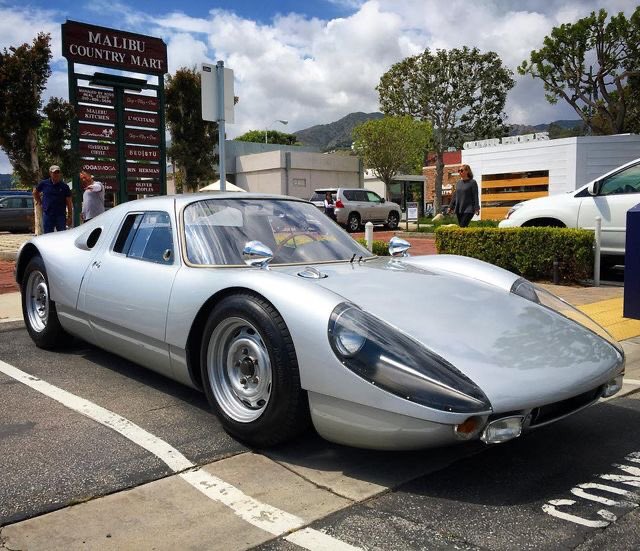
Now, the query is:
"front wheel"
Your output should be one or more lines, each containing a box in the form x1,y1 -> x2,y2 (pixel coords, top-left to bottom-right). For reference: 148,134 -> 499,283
346,213 -> 361,232
21,256 -> 69,349
200,293 -> 310,447
386,211 -> 400,230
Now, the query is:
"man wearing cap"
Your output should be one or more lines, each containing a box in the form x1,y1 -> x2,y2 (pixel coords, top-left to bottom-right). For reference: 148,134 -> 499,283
33,165 -> 72,233
80,171 -> 105,222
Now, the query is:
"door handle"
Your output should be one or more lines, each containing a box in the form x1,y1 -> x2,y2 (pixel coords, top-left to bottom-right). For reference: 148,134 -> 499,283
92,261 -> 101,268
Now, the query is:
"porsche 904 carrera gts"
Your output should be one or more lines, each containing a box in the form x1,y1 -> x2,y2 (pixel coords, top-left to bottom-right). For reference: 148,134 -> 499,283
16,194 -> 625,450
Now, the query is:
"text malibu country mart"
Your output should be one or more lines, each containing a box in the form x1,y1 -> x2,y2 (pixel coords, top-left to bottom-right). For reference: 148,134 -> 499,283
69,32 -> 163,71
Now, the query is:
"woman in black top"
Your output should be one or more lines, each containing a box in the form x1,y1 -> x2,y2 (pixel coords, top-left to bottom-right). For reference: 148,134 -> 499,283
448,164 -> 479,227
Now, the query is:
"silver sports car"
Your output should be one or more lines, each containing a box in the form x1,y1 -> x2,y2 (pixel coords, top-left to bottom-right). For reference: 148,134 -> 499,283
16,194 -> 625,450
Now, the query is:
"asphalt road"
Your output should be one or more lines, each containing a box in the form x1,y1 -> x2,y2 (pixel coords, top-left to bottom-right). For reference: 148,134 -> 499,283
1,323 -> 639,550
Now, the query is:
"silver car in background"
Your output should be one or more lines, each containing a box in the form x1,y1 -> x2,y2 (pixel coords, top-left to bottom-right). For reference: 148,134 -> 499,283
16,194 -> 624,450
312,187 -> 401,231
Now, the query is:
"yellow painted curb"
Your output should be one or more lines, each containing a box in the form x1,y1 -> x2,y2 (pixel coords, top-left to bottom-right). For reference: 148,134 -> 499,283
578,297 -> 640,341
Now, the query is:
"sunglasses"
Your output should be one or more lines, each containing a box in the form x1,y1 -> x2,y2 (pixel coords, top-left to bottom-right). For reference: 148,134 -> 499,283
52,170 -> 61,174
458,168 -> 466,173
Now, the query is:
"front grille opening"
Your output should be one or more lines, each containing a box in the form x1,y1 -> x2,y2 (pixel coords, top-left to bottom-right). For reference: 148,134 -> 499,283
529,386 -> 603,427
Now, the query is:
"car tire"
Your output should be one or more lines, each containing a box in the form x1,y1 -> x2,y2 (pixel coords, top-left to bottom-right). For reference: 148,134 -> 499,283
21,255 -> 70,349
200,292 -> 310,447
346,213 -> 361,232
386,211 -> 400,230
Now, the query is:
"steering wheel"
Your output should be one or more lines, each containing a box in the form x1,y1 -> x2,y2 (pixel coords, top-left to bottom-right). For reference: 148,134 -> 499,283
274,232 -> 320,254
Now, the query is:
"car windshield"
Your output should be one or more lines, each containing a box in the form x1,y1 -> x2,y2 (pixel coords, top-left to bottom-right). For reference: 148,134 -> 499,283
183,198 -> 371,266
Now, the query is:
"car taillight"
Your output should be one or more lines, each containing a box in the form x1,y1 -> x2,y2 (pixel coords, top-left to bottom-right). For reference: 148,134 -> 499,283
335,199 -> 344,208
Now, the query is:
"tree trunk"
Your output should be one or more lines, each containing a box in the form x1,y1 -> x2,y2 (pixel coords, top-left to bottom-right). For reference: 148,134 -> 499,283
28,129 -> 43,235
434,150 -> 444,215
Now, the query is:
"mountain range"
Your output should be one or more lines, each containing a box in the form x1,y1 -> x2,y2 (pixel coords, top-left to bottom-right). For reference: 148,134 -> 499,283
293,112 -> 583,151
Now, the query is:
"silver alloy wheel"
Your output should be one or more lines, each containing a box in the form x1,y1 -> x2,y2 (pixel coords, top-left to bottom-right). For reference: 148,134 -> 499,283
25,270 -> 49,333
207,316 -> 272,423
388,212 -> 399,229
348,214 -> 360,232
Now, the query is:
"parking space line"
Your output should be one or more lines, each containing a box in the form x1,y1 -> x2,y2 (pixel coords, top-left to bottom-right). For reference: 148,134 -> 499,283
0,359 -> 360,551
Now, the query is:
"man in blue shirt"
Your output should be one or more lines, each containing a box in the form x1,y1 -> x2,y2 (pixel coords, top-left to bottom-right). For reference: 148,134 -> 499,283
33,165 -> 73,233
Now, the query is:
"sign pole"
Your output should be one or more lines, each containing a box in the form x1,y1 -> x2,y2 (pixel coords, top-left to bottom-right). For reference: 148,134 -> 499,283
217,60 -> 226,192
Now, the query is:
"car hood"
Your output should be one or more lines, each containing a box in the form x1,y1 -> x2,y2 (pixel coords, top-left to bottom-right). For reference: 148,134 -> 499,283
281,257 -> 622,411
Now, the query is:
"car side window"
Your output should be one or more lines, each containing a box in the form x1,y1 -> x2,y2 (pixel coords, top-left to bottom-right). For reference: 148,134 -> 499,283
355,190 -> 369,202
343,190 -> 355,201
4,197 -> 24,208
114,211 -> 174,264
599,164 -> 640,196
366,191 -> 381,203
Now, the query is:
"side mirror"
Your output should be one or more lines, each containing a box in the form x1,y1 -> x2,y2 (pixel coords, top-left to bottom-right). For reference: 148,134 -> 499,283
242,240 -> 274,269
587,181 -> 598,196
388,236 -> 411,257
380,198 -> 386,203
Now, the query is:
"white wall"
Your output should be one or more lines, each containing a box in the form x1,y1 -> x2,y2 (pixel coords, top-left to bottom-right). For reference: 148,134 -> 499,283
235,150 -> 360,200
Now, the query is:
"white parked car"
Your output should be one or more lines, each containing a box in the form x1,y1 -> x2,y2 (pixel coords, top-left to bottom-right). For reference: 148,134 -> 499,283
499,158 -> 640,259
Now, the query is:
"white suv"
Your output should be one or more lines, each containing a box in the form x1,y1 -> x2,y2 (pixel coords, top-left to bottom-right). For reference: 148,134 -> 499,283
311,188 -> 402,232
499,158 -> 640,259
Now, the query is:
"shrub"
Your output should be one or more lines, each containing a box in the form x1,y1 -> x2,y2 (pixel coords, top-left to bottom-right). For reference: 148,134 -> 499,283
356,238 -> 389,256
435,226 -> 594,282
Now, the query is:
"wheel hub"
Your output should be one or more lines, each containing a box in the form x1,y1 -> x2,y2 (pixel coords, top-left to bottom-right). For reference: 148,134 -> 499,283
208,318 -> 273,422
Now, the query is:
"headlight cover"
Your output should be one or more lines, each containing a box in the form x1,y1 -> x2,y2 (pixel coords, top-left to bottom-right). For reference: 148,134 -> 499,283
328,303 -> 491,413
510,278 -> 622,351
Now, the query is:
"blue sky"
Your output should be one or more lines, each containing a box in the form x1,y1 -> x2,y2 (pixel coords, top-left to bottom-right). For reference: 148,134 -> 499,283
0,0 -> 636,173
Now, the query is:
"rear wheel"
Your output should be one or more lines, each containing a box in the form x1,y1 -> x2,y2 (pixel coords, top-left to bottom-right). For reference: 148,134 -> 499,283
386,211 -> 400,230
346,213 -> 361,232
200,293 -> 309,447
21,256 -> 69,349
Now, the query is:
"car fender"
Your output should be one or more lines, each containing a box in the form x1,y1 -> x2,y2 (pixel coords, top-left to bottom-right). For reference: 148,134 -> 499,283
500,194 -> 581,228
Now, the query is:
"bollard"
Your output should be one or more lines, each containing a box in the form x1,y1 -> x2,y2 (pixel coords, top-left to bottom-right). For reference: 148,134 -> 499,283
594,216 -> 601,287
365,221 -> 374,252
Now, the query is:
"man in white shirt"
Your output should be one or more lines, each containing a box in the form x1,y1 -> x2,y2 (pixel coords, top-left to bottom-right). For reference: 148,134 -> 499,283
80,171 -> 106,222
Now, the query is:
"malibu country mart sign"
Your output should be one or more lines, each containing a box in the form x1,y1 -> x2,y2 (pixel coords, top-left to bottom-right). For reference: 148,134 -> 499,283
62,20 -> 167,75
61,20 -> 168,215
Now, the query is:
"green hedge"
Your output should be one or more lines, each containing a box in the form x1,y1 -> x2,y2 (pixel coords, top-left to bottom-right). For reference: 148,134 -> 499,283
435,227 -> 594,282
356,238 -> 389,256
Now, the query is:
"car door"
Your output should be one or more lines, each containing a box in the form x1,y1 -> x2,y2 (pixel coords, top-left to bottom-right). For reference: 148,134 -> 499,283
0,196 -> 32,231
351,189 -> 370,222
365,190 -> 387,222
577,161 -> 640,255
77,210 -> 179,378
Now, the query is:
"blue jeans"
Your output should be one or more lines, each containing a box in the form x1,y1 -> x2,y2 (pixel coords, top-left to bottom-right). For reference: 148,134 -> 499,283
43,213 -> 66,233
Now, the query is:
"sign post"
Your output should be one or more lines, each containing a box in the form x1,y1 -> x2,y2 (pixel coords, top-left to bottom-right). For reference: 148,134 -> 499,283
201,61 -> 234,193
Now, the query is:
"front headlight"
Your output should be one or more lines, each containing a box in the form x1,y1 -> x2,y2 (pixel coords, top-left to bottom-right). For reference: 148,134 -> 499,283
505,202 -> 525,219
328,303 -> 491,413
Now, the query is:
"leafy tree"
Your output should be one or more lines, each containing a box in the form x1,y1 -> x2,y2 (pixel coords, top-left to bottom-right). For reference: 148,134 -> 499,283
547,122 -> 587,139
0,32 -> 51,186
352,116 -> 432,186
378,47 -> 514,213
39,97 -> 81,178
165,67 -> 218,192
518,8 -> 640,135
236,129 -> 299,145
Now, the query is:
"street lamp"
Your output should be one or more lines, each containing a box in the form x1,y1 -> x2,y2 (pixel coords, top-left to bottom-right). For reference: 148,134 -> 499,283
265,119 -> 288,144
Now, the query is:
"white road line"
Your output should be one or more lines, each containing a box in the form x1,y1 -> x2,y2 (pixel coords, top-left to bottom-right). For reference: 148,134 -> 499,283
624,378 -> 640,386
0,359 -> 361,551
